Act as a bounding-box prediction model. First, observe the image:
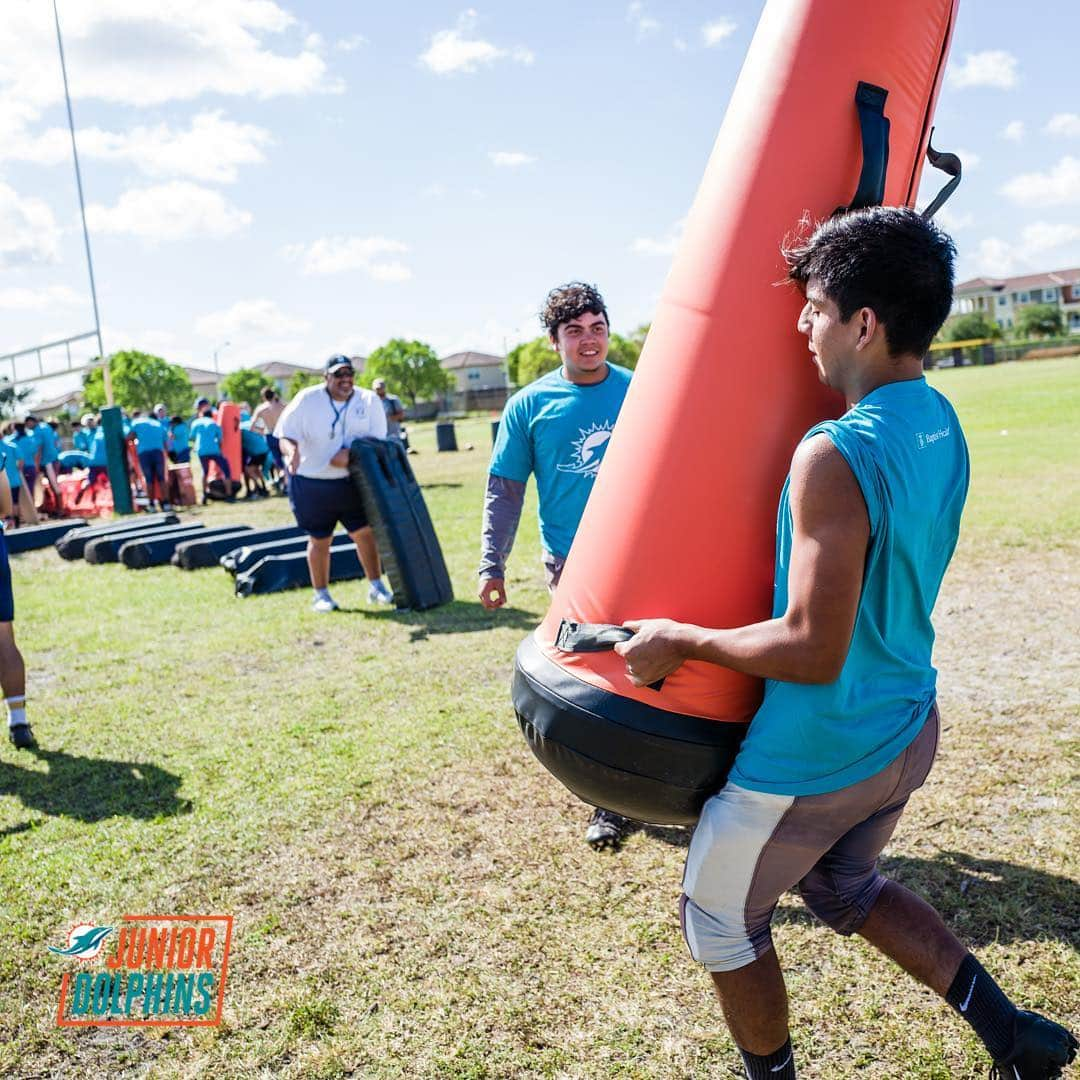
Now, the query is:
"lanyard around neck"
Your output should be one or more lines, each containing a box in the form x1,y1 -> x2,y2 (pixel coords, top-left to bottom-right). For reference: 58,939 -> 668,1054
326,388 -> 355,439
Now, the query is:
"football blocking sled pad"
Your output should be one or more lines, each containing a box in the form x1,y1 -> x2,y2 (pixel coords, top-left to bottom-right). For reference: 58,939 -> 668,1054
173,525 -> 299,570
513,0 -> 962,825
348,437 -> 452,611
55,513 -> 179,560
234,541 -> 363,597
220,532 -> 329,576
5,520 -> 88,554
84,522 -> 204,564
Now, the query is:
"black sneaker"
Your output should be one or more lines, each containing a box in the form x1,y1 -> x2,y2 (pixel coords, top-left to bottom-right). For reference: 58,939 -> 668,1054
992,1011 -> 1078,1079
8,723 -> 35,750
585,807 -> 629,851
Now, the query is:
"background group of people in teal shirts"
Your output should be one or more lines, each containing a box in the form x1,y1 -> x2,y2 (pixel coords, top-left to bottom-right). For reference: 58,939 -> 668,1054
0,399 -> 281,521
0,416 -> 62,526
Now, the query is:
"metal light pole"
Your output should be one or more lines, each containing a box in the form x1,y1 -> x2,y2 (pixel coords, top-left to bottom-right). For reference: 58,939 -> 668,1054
52,0 -> 111,405
213,341 -> 230,373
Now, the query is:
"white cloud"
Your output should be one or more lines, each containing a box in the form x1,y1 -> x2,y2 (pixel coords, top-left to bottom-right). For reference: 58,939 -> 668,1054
1001,156 -> 1080,207
702,18 -> 737,47
0,181 -> 62,267
86,182 -> 253,241
283,236 -> 412,280
488,150 -> 536,167
631,218 -> 685,257
1000,120 -> 1025,142
1020,221 -> 1080,254
2,111 -> 272,183
0,1 -> 337,112
195,298 -> 311,340
335,34 -> 367,52
673,37 -> 689,52
966,237 -> 1023,278
0,284 -> 84,311
948,50 -> 1018,89
419,10 -> 534,75
933,207 -> 973,232
955,148 -> 981,171
627,3 -> 661,39
1045,113 -> 1080,138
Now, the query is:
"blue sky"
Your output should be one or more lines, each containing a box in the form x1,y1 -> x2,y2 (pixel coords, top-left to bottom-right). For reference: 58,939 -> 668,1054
1,1 -> 1078,401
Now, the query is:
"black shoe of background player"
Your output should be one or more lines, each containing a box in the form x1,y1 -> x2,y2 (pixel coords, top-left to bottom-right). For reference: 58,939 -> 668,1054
585,807 -> 629,851
992,1011 -> 1078,1079
8,723 -> 36,750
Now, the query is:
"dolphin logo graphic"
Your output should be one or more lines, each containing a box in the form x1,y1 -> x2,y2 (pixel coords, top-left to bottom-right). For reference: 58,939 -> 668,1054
48,925 -> 114,959
557,423 -> 615,477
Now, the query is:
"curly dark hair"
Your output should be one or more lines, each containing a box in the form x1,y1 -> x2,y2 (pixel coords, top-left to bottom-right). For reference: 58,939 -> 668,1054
783,207 -> 956,358
540,282 -> 608,338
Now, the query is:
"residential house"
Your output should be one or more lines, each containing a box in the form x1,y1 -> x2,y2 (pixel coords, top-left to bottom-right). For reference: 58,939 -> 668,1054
440,351 -> 507,392
953,267 -> 1080,333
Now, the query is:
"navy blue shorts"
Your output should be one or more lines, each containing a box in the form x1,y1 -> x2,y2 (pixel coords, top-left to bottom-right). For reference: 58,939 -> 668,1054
169,448 -> 191,464
139,449 -> 166,489
0,531 -> 13,623
289,474 -> 367,539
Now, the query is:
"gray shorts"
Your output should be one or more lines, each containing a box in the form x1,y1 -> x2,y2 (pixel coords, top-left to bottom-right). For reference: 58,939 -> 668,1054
681,705 -> 940,971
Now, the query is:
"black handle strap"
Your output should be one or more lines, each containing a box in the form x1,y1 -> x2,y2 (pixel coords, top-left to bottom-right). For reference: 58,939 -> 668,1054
834,81 -> 891,217
920,129 -> 962,220
554,619 -> 665,691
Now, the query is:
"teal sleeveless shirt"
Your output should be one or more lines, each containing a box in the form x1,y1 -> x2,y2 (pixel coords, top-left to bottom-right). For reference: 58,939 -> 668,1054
729,377 -> 969,796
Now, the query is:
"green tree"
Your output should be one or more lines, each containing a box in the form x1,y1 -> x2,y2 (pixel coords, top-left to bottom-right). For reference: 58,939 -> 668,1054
83,351 -> 194,414
939,313 -> 999,343
286,370 -> 323,399
508,336 -> 559,386
607,332 -> 642,371
219,368 -> 267,410
1015,302 -> 1064,339
362,339 -> 452,406
0,379 -> 32,419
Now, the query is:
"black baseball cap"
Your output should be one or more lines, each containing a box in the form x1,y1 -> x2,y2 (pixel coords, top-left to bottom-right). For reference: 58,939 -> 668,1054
324,355 -> 354,374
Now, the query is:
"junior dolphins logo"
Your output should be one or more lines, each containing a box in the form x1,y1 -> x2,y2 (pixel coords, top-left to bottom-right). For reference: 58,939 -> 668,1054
556,422 -> 615,478
51,915 -> 233,1027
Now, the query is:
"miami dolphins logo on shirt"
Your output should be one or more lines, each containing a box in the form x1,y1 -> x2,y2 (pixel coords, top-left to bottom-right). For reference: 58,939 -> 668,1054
557,421 -> 615,477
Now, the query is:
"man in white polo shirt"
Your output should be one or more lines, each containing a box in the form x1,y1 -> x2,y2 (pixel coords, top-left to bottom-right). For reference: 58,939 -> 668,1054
275,355 -> 394,611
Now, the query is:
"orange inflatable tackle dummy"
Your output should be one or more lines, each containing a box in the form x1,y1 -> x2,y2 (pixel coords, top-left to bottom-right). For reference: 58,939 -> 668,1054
513,0 -> 962,825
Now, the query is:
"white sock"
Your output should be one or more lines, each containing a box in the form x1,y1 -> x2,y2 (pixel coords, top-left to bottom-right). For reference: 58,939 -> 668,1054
6,695 -> 26,728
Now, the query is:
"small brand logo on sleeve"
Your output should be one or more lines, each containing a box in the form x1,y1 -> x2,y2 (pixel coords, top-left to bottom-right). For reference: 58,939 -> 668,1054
915,426 -> 950,449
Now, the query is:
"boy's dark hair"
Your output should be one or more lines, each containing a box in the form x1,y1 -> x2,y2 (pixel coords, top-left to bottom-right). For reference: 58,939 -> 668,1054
541,282 -> 608,339
783,207 -> 956,358
261,386 -> 275,401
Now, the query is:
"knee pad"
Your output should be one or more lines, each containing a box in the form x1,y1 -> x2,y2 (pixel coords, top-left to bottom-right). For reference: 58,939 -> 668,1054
799,866 -> 886,935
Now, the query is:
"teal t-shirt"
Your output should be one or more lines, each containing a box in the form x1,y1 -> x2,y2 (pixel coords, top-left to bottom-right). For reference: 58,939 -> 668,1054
73,428 -> 92,453
170,421 -> 190,450
490,363 -> 632,559
35,424 -> 60,464
89,428 -> 108,466
6,433 -> 37,469
730,378 -> 969,796
0,443 -> 20,488
131,417 -> 167,453
240,425 -> 267,456
190,417 -> 223,456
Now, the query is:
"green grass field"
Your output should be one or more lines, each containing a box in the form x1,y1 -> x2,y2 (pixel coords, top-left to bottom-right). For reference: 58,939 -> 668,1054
0,357 -> 1076,1078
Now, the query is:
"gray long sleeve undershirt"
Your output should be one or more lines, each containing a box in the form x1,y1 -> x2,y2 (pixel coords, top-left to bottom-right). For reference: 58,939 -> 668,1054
479,473 -> 526,580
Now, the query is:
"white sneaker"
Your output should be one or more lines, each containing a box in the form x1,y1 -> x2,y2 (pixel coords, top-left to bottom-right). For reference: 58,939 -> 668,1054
312,594 -> 339,613
367,580 -> 394,605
